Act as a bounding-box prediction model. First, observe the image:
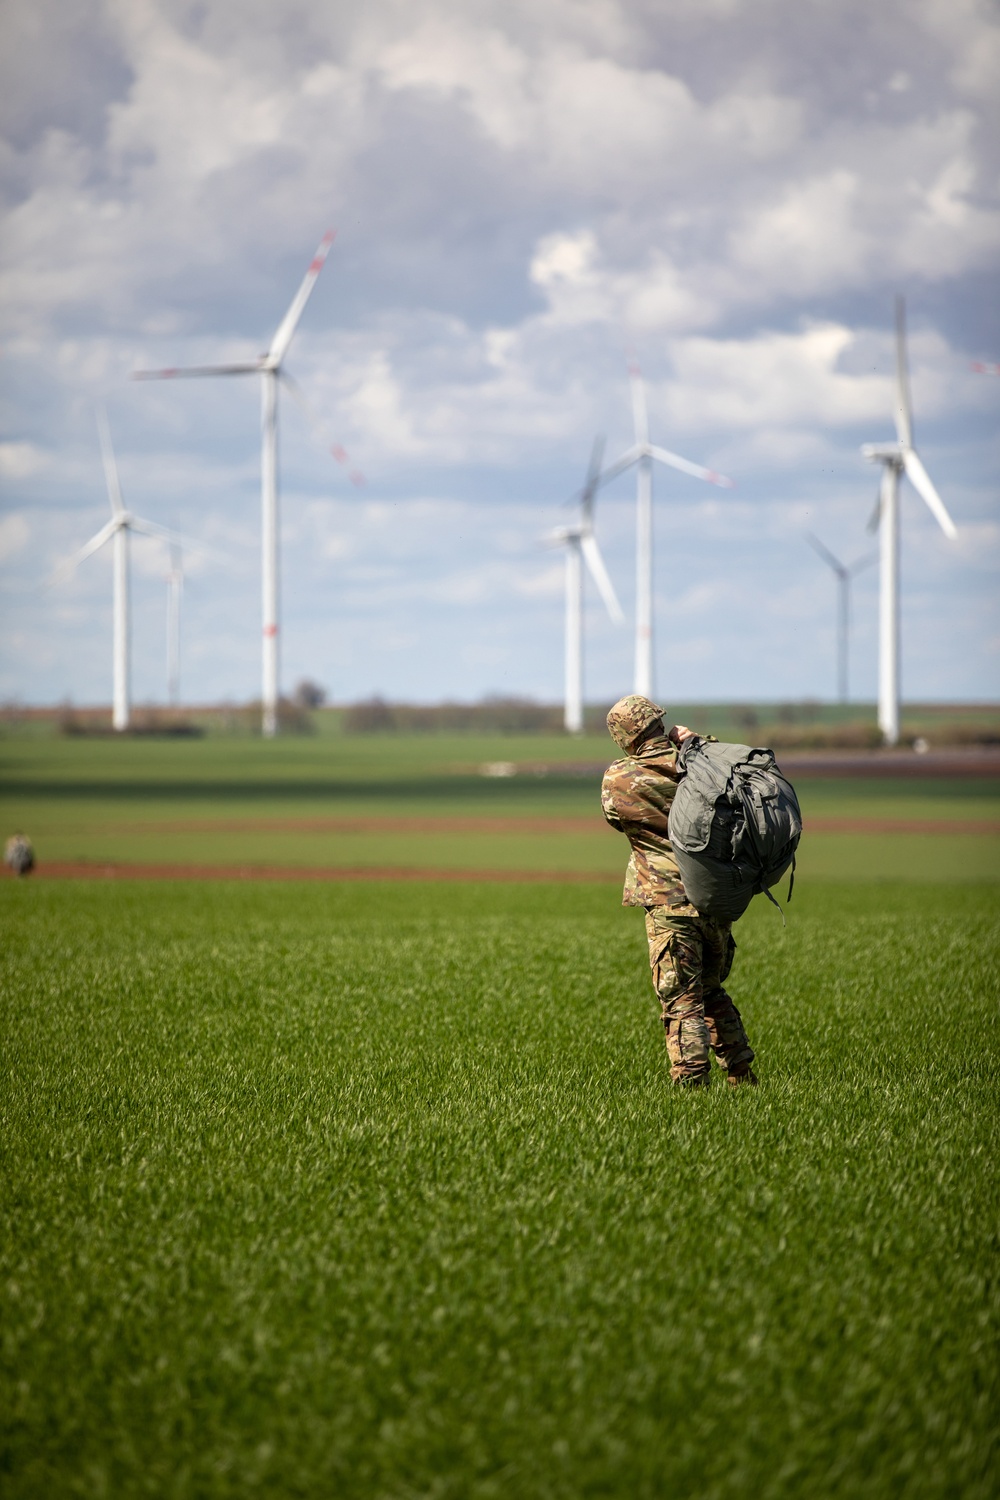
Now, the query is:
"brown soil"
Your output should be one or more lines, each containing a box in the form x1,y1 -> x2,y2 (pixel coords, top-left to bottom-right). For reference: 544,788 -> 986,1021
806,819 -> 1000,834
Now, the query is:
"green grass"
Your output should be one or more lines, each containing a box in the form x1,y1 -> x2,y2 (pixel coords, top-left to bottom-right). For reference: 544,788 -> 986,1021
2,878 -> 998,1498
2,736 -> 999,882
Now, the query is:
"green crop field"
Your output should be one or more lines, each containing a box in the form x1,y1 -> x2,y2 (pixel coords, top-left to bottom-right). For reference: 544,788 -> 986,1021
3,880 -> 999,1498
2,732 -> 999,882
2,735 -> 999,1496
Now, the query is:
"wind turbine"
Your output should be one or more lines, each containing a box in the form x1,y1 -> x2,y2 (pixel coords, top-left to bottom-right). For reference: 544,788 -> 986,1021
548,438 -> 625,734
599,360 -> 733,698
54,412 -> 187,732
861,298 -> 957,746
805,534 -> 877,703
133,231 -> 358,737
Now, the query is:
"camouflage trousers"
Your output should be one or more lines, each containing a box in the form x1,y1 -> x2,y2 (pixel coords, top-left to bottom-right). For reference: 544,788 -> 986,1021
644,907 -> 755,1085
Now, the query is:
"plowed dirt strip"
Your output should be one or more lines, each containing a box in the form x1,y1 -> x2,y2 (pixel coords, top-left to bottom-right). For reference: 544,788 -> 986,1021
9,862 -> 618,884
100,816 -> 1000,836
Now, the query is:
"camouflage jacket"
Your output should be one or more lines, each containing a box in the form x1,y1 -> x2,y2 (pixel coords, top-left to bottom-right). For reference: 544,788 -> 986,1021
601,733 -> 701,912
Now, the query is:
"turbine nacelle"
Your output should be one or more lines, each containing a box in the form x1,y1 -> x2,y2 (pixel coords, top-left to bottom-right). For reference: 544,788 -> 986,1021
547,525 -> 584,547
861,442 -> 903,467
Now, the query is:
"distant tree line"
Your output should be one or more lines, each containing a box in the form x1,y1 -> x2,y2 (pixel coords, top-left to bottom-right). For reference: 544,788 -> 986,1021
2,693 -> 995,747
342,696 -> 570,735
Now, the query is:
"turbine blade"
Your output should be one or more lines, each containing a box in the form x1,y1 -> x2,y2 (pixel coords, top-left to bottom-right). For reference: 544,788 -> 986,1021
50,518 -> 119,585
866,486 -> 882,534
580,533 -> 625,623
127,517 -> 188,546
805,532 -> 847,576
127,517 -> 226,564
597,445 -> 641,488
648,443 -> 734,488
279,369 -> 322,427
131,363 -> 261,380
580,435 -> 605,524
894,295 -> 913,450
96,407 -> 124,516
267,230 -> 336,366
902,448 -> 957,539
279,370 -> 365,485
848,550 -> 879,576
627,359 -> 649,446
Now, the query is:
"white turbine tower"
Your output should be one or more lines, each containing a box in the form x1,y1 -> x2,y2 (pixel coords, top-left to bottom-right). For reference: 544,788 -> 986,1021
165,539 -> 183,708
548,438 -> 625,734
805,534 -> 877,703
861,298 -> 957,746
133,231 -> 356,737
55,413 -> 186,732
599,360 -> 733,698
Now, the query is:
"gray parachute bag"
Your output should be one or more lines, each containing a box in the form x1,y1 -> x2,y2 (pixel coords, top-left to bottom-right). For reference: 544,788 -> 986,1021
668,738 -> 802,922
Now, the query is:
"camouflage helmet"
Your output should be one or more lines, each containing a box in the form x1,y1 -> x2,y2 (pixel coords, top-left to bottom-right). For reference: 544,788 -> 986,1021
607,694 -> 666,754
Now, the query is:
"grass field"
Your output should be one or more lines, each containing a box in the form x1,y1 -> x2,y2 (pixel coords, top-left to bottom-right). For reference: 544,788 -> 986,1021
2,879 -> 998,1498
2,735 -> 999,1495
2,733 -> 999,883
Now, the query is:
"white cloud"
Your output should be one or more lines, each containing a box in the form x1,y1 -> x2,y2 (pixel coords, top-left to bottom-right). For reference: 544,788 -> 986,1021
0,513 -> 30,560
531,229 -> 598,289
377,20 -> 530,150
665,323 -> 889,432
0,443 -> 47,479
733,171 -> 867,297
529,231 -> 716,333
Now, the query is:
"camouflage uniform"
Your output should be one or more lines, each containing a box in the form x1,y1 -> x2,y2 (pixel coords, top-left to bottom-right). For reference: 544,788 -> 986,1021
602,696 -> 755,1087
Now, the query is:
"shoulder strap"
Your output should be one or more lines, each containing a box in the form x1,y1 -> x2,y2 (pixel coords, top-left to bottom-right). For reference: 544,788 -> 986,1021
761,884 -> 787,927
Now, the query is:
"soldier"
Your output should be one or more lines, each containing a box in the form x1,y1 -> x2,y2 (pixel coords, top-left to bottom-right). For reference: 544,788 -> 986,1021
602,695 -> 757,1088
4,833 -> 35,877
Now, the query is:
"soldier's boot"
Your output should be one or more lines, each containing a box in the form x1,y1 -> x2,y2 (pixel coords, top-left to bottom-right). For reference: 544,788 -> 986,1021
665,1013 -> 712,1087
727,1066 -> 758,1087
704,990 -> 755,1084
675,1070 -> 712,1088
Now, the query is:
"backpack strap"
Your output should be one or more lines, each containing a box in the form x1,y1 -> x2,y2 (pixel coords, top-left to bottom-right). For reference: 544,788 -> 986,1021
762,884 -> 787,927
787,852 -> 796,904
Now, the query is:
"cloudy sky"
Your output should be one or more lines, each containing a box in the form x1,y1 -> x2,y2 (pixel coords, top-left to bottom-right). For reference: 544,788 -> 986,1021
1,0 -> 998,710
